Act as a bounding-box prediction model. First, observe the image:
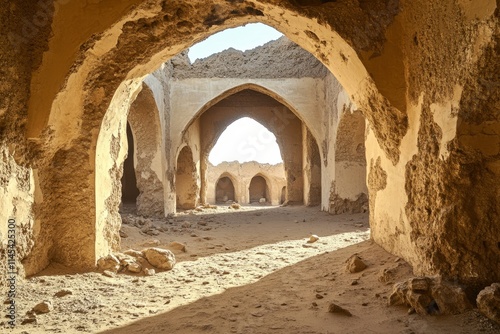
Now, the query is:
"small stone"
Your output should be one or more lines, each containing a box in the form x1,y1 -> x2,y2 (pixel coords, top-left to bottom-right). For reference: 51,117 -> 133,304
408,307 -> 416,315
127,262 -> 142,273
328,303 -> 352,316
119,229 -> 128,238
307,235 -> 319,243
315,293 -> 324,299
142,247 -> 176,270
231,203 -> 241,209
103,270 -> 116,278
351,280 -> 359,286
97,254 -> 120,272
197,221 -> 207,226
143,268 -> 156,276
354,223 -> 364,227
124,249 -> 144,258
169,241 -> 187,252
141,239 -> 161,247
312,302 -> 318,307
32,301 -> 53,314
22,316 -> 37,325
346,255 -> 367,273
181,221 -> 191,228
477,283 -> 500,324
259,198 -> 266,203
54,290 -> 72,298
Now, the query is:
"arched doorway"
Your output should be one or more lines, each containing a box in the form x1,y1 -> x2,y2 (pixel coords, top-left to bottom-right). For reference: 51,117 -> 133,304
280,186 -> 287,205
215,176 -> 236,203
249,175 -> 270,204
175,146 -> 199,210
121,123 -> 139,206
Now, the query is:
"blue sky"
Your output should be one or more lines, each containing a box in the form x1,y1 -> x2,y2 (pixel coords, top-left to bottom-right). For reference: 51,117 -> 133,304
188,23 -> 283,62
191,24 -> 284,165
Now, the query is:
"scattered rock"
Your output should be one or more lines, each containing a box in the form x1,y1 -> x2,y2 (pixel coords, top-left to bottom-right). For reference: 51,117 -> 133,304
21,316 -> 37,325
388,276 -> 472,315
477,283 -> 500,324
351,279 -> 359,286
127,262 -> 142,273
97,254 -> 120,272
124,249 -> 144,258
181,221 -> 191,228
328,302 -> 352,316
231,203 -> 241,209
142,247 -> 176,270
115,253 -> 137,267
315,293 -> 324,299
143,268 -> 156,276
259,198 -> 266,203
378,267 -> 397,284
354,223 -> 364,227
169,241 -> 187,252
307,234 -> 319,243
141,239 -> 161,247
197,221 -> 207,226
54,290 -> 72,298
346,255 -> 367,273
102,270 -> 116,278
32,301 -> 53,314
119,229 -> 128,238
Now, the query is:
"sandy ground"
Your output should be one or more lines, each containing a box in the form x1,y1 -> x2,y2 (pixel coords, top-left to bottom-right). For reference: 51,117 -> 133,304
3,206 -> 499,334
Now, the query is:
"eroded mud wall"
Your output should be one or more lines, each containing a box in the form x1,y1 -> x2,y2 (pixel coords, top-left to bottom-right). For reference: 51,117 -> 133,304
1,0 -> 497,287
127,84 -> 164,216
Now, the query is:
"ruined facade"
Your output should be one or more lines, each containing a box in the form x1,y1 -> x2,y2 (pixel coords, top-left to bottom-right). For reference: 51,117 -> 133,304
0,0 -> 498,297
206,161 -> 286,206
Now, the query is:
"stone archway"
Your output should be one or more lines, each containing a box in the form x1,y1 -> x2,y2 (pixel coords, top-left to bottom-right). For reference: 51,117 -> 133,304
215,175 -> 236,203
249,175 -> 270,204
175,146 -> 199,210
8,0 -> 496,287
22,1 -> 402,273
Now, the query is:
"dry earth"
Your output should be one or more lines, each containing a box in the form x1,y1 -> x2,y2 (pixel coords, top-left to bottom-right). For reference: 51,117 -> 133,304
3,206 -> 498,334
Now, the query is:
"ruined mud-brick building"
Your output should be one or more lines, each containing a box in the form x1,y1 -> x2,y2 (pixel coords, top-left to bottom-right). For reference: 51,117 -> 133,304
0,0 -> 498,298
206,161 -> 287,205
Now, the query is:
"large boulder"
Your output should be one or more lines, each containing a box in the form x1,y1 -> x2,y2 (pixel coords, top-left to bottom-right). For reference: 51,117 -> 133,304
142,247 -> 176,270
477,283 -> 500,324
389,276 -> 472,315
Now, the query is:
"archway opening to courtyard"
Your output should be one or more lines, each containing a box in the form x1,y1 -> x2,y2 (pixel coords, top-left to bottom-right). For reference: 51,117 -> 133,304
215,175 -> 236,203
175,146 -> 199,210
249,175 -> 270,204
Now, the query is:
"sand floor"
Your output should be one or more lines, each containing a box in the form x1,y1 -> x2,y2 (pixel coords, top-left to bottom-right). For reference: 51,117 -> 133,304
3,206 -> 499,333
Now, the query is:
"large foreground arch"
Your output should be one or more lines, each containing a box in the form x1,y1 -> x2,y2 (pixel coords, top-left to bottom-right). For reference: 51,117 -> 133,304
1,0 -> 497,287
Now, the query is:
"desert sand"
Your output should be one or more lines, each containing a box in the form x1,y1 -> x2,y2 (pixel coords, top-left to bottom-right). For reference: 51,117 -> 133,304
4,206 -> 498,334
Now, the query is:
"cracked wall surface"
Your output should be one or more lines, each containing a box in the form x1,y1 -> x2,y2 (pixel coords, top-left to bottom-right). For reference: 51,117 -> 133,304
0,0 -> 498,290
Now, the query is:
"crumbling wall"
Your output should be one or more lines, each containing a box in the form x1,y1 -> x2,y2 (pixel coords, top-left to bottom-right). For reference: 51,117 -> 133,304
175,145 -> 199,210
330,109 -> 368,214
1,0 -> 496,288
127,84 -> 164,217
171,37 -> 328,79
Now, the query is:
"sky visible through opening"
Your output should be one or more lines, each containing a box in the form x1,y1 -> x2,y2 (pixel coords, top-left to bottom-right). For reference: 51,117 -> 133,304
189,24 -> 284,165
209,118 -> 282,165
